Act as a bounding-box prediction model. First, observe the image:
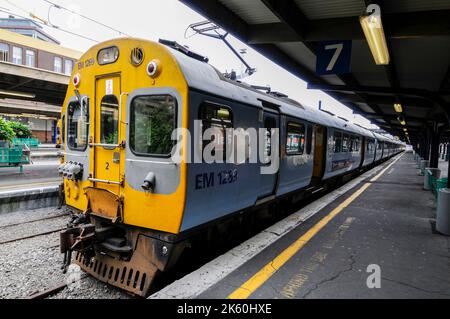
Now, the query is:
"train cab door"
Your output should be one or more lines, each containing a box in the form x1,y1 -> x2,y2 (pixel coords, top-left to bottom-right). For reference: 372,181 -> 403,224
92,75 -> 122,196
257,106 -> 280,200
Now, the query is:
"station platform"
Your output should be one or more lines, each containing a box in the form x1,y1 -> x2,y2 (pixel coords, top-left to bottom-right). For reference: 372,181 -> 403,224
153,152 -> 450,299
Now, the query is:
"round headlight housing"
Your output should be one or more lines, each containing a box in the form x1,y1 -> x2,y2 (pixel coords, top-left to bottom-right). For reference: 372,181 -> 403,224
146,60 -> 160,77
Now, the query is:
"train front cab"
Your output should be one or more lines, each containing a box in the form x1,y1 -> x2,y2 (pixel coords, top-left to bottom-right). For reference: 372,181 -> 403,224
60,39 -> 190,296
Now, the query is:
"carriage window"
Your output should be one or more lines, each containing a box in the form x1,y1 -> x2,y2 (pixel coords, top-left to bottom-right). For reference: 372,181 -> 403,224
367,139 -> 373,151
333,131 -> 342,153
200,103 -> 233,161
263,117 -> 276,163
67,100 -> 89,151
342,134 -> 350,152
286,122 -> 305,155
306,124 -> 313,155
100,95 -> 119,144
353,136 -> 360,152
130,95 -> 176,156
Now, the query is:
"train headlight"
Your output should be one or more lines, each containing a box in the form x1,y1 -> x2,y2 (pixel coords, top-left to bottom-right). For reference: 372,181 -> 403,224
146,60 -> 161,78
97,46 -> 119,65
73,73 -> 81,87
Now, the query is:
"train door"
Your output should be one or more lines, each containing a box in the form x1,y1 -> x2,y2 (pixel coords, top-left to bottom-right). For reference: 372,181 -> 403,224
311,124 -> 326,184
92,75 -> 122,195
258,109 -> 280,199
358,136 -> 365,167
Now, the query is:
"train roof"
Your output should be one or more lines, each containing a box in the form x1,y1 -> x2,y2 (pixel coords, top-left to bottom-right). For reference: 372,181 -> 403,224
168,46 -> 381,137
90,38 -> 402,145
168,44 -> 405,146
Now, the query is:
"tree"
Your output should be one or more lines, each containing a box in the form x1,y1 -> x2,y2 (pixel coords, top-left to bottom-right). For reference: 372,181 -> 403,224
0,117 -> 15,142
8,121 -> 33,138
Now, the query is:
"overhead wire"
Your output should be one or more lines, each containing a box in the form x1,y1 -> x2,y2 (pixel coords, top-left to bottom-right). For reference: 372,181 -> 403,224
42,0 -> 131,37
0,6 -> 99,42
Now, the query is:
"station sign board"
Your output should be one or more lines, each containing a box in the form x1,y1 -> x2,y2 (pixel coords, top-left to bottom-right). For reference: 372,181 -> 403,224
316,40 -> 352,75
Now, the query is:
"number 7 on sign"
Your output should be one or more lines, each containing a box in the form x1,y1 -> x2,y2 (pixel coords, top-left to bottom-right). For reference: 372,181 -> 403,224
324,43 -> 343,71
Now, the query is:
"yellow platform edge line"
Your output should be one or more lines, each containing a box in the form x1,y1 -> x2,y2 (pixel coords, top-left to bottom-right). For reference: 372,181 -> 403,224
227,154 -> 403,299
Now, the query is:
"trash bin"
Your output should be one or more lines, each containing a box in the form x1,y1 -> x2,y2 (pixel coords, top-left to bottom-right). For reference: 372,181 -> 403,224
424,168 -> 440,190
417,157 -> 424,168
435,178 -> 448,200
437,188 -> 450,235
419,160 -> 429,175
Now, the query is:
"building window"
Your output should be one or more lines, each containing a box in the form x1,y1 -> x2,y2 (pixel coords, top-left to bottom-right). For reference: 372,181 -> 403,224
25,50 -> 35,67
130,95 -> 176,156
0,43 -> 9,62
54,56 -> 62,73
64,59 -> 73,75
12,46 -> 22,65
286,122 -> 305,155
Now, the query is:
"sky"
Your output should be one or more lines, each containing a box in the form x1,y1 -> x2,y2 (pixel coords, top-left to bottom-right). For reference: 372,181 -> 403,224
0,0 -> 382,131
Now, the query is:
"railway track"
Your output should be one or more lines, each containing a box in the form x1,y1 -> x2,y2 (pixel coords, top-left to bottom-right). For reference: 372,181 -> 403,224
27,275 -> 88,299
0,228 -> 65,245
0,213 -> 69,230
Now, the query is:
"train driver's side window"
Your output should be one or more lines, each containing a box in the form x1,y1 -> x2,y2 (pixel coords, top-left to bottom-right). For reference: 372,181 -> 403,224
130,95 -> 176,156
61,115 -> 65,145
67,100 -> 89,151
199,103 -> 233,162
333,131 -> 342,153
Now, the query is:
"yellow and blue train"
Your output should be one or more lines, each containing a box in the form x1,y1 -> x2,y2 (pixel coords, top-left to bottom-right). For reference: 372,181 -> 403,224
58,38 -> 404,296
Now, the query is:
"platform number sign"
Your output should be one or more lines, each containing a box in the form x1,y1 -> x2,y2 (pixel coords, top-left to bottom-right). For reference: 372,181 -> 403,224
316,40 -> 352,75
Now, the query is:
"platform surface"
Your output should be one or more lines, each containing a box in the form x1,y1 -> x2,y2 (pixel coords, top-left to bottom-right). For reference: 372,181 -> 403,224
199,153 -> 450,299
0,160 -> 60,192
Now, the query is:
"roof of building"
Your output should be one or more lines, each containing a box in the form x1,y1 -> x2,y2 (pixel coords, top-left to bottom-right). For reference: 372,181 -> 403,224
0,28 -> 82,60
0,17 -> 60,44
180,0 -> 450,146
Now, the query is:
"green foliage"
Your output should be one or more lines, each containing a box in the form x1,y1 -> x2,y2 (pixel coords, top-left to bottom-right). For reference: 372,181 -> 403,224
8,121 -> 33,138
0,118 -> 15,142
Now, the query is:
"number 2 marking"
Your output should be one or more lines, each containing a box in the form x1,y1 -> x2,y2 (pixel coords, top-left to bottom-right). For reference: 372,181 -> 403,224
325,43 -> 343,71
105,162 -> 110,170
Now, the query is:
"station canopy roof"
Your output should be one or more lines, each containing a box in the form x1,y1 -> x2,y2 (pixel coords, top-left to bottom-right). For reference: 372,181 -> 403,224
180,0 -> 450,144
